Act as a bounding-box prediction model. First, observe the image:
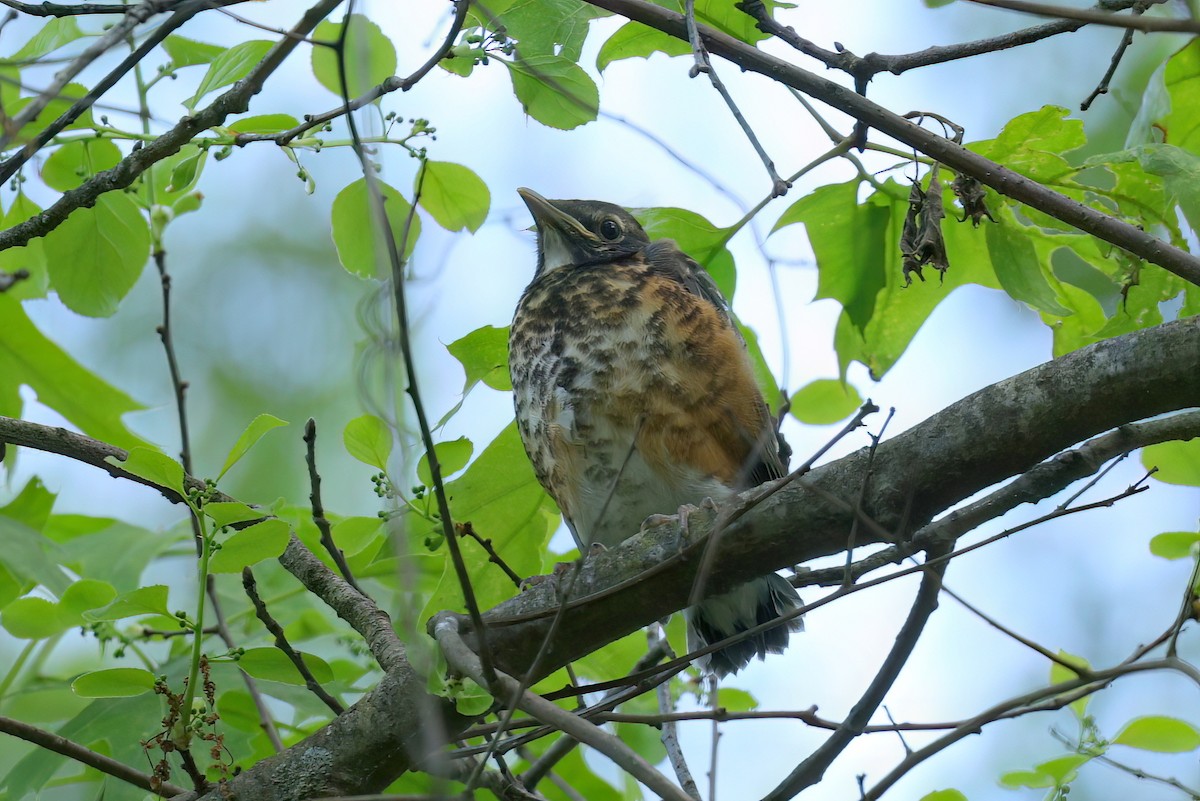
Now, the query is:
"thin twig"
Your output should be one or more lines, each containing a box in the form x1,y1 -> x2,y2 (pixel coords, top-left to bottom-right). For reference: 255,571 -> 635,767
963,0 -> 1198,32
860,657 -> 1200,801
432,614 -> 695,801
0,715 -> 187,797
764,552 -> 949,800
242,567 -> 346,715
684,0 -> 788,196
0,0 -> 345,252
459,522 -> 523,588
233,0 -> 470,147
650,626 -> 701,800
304,419 -> 363,593
1080,5 -> 1142,110
521,637 -> 673,789
580,0 -> 1200,286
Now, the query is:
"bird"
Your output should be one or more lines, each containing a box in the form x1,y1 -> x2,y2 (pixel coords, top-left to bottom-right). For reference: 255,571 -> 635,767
508,187 -> 802,677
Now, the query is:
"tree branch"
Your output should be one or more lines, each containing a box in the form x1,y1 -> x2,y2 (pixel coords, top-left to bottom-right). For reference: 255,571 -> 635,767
580,0 -> 1200,287
0,0 -> 344,252
2,318 -> 1197,797
0,715 -> 187,797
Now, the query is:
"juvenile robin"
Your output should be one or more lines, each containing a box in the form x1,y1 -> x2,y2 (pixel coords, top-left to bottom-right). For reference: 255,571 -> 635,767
508,188 -> 802,677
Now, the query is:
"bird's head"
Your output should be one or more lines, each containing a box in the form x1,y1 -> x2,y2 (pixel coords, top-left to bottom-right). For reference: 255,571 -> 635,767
518,188 -> 650,276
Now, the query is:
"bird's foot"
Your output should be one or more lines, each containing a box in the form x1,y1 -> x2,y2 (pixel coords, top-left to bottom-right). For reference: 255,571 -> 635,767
641,498 -> 719,543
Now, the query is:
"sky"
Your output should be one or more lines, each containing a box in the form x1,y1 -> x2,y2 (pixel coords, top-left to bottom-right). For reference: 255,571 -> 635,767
5,1 -> 1200,799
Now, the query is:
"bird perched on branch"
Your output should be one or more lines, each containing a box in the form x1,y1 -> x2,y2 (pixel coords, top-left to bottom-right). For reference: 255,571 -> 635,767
508,188 -> 802,677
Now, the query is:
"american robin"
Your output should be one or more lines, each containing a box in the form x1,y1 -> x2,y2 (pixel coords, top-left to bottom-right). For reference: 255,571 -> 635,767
508,188 -> 802,677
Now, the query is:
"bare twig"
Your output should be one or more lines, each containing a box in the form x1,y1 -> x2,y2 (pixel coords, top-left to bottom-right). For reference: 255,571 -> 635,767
579,0 -> 1200,286
764,551 -> 949,800
0,0 -> 344,252
242,567 -> 346,715
650,627 -> 701,800
861,657 -> 1200,801
432,613 -> 695,801
305,419 -> 363,593
963,0 -> 1199,32
739,0 -> 1165,78
684,0 -> 788,196
1081,4 -> 1145,110
0,0 -> 137,15
459,522 -> 523,588
0,715 -> 187,797
234,0 -> 469,147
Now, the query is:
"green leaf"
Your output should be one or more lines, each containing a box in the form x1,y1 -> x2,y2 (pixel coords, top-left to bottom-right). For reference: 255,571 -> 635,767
228,113 -> 300,134
238,646 -> 334,685
0,477 -> 55,530
1114,716 -> 1200,752
331,516 -> 383,556
0,516 -> 71,596
209,519 -> 290,573
1,296 -> 146,451
10,17 -> 86,61
448,676 -> 493,716
161,35 -> 226,68
985,207 -> 1071,315
0,192 -> 49,300
1142,439 -> 1200,486
740,323 -> 783,415
59,579 -> 116,618
790,379 -> 864,425
998,770 -> 1055,789
83,585 -> 171,621
204,501 -> 265,528
40,139 -> 121,192
312,15 -> 397,98
919,791 -> 967,801
42,191 -> 150,317
634,206 -> 736,299
416,161 -> 490,233
831,178 -> 1001,380
6,82 -> 94,145
104,447 -> 184,494
418,438 -> 474,486
343,414 -> 392,470
218,413 -> 289,481
1035,754 -> 1089,783
1159,39 -> 1200,155
1,596 -> 64,639
716,687 -> 758,712
330,177 -> 421,278
165,148 -> 205,193
184,39 -> 273,112
1149,531 -> 1200,560
1049,650 -> 1091,719
422,423 -> 557,618
972,106 -> 1084,183
470,0 -> 607,61
447,325 -> 512,393
71,668 -> 156,698
505,55 -> 598,130
597,20 -> 690,71
774,180 -> 889,331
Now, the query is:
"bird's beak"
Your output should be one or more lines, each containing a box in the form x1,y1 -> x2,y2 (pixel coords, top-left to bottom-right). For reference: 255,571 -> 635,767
517,188 -> 594,241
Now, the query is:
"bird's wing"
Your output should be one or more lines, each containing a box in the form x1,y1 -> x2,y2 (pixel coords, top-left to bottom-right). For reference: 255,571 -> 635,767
641,240 -> 787,487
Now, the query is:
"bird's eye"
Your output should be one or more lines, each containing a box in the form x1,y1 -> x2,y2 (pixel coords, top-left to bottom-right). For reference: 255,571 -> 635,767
598,218 -> 622,241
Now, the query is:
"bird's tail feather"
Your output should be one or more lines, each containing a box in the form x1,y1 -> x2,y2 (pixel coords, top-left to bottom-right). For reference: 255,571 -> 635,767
685,573 -> 803,678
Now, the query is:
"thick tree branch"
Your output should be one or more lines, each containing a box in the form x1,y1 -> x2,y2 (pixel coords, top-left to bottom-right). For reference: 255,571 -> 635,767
580,0 -> 1200,287
3,319 -> 1197,797
462,317 -> 1200,679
